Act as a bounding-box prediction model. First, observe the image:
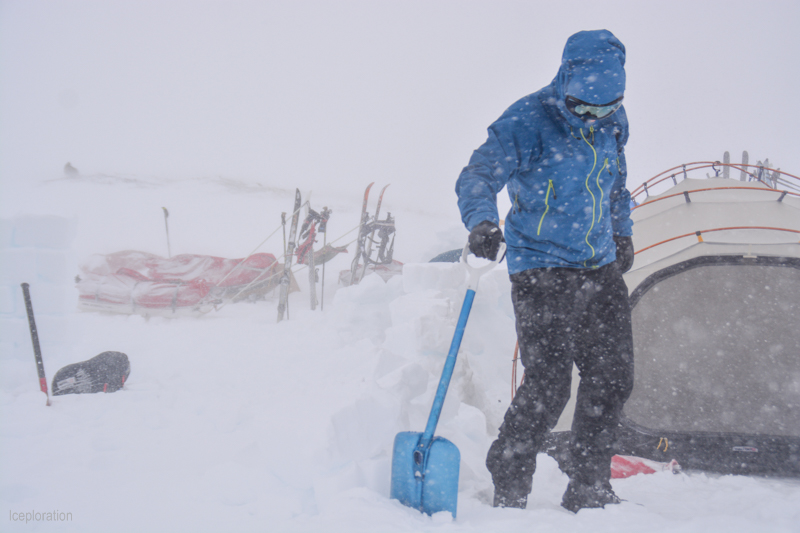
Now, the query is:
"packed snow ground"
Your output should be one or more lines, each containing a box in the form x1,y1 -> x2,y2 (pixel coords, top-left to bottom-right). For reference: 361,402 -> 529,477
1,174 -> 800,533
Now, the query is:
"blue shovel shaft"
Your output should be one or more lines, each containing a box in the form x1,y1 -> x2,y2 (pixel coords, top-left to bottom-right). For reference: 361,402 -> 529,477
418,288 -> 476,450
391,287 -> 476,518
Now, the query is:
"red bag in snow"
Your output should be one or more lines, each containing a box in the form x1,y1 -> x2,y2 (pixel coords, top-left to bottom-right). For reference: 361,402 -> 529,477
611,455 -> 681,479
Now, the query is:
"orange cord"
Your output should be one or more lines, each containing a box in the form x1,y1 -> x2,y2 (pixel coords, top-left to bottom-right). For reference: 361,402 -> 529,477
511,340 -> 523,401
635,225 -> 800,255
632,186 -> 800,211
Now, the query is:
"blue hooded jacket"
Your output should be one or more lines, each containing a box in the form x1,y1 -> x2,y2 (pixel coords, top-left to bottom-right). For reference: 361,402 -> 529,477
456,30 -> 633,274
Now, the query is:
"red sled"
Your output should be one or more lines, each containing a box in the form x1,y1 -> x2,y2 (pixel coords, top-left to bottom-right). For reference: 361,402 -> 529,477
77,250 -> 299,316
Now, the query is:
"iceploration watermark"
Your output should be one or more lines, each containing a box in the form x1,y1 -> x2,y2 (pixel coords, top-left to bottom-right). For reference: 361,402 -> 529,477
9,510 -> 73,523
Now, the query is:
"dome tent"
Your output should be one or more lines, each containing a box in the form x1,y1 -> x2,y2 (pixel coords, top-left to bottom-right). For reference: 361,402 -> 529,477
544,157 -> 800,476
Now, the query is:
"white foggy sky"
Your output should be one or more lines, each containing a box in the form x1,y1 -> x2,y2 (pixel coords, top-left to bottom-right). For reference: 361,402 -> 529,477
1,0 -> 799,214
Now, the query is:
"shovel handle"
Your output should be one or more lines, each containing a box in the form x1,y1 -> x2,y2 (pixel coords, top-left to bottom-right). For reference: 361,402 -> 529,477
417,242 -> 506,450
462,242 -> 506,292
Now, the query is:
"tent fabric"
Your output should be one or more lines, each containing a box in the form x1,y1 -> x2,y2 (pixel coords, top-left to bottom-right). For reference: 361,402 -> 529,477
627,255 -> 800,438
77,251 -> 294,315
544,172 -> 800,476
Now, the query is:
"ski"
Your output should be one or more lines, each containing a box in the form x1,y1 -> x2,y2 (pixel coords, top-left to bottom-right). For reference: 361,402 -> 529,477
722,151 -> 730,180
361,184 -> 390,281
318,207 -> 331,310
277,189 -> 302,322
297,205 -> 322,311
348,182 -> 374,285
21,283 -> 51,406
372,212 -> 396,266
307,228 -> 317,311
740,150 -> 749,181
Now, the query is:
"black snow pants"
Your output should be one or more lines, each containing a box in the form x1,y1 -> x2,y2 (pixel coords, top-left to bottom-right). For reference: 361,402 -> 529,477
486,262 -> 634,497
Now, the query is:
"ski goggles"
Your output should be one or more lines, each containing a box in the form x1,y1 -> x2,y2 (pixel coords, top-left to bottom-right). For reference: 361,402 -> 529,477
565,95 -> 623,120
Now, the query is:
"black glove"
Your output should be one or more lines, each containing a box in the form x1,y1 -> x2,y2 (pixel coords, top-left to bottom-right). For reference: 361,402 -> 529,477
614,235 -> 634,273
468,220 -> 505,260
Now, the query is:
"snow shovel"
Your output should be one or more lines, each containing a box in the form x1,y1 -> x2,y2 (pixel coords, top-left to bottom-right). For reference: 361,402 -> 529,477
390,242 -> 506,518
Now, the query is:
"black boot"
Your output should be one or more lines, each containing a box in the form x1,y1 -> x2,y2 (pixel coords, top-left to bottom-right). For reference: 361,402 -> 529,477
560,480 -> 621,513
492,487 -> 527,509
486,436 -> 536,510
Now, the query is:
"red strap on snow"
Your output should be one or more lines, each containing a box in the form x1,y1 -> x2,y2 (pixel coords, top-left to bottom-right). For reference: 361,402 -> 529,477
611,455 -> 656,478
103,383 -> 108,393
611,455 -> 681,479
39,377 -> 48,394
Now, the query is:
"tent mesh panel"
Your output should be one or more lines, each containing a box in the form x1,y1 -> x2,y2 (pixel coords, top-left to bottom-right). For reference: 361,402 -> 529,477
625,258 -> 800,437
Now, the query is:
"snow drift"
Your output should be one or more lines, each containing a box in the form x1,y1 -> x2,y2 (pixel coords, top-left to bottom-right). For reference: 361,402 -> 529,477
2,171 -> 800,533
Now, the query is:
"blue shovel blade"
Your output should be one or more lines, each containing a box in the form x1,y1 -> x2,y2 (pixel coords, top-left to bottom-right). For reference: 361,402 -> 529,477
390,431 -> 460,518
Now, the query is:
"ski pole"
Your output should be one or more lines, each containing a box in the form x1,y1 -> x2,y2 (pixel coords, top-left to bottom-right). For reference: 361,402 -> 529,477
319,207 -> 331,310
307,220 -> 318,311
278,189 -> 302,322
281,212 -> 287,257
162,207 -> 171,258
21,283 -> 51,406
320,230 -> 327,311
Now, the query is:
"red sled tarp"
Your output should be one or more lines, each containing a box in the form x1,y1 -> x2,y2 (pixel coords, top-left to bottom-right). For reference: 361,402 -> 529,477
77,250 -> 297,316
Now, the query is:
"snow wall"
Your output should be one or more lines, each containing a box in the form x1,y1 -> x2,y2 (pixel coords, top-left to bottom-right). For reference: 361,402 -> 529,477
319,261 -> 520,500
0,215 -> 77,364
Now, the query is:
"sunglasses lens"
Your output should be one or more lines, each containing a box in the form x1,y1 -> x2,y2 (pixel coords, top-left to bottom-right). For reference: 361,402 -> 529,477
565,96 -> 623,119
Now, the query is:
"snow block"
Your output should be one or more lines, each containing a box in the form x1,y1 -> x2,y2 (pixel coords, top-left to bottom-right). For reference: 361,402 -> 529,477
34,250 -> 69,284
376,363 -> 428,404
402,262 -> 467,295
0,249 -> 37,285
0,248 -> 71,286
0,216 -> 76,317
10,215 -> 76,250
389,291 -> 455,354
389,289 -> 451,326
0,284 -> 15,315
0,316 -> 30,361
0,218 -> 13,249
21,283 -> 72,315
328,392 -> 401,463
0,282 -> 74,318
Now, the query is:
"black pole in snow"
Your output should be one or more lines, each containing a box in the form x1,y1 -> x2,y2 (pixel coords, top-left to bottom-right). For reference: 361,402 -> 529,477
21,283 -> 51,406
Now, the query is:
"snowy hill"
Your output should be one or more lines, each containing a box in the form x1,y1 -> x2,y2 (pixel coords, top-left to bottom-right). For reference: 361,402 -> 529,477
1,175 -> 799,533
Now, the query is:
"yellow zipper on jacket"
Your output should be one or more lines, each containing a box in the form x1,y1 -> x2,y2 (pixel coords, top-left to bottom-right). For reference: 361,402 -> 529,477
596,158 -> 609,223
536,179 -> 556,235
580,127 -> 598,267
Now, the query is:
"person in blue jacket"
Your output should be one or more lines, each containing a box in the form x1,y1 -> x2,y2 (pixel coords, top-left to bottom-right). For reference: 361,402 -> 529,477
456,29 -> 635,512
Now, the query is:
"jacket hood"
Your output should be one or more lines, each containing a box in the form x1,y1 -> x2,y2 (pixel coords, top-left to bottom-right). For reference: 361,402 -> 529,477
553,29 -> 626,128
